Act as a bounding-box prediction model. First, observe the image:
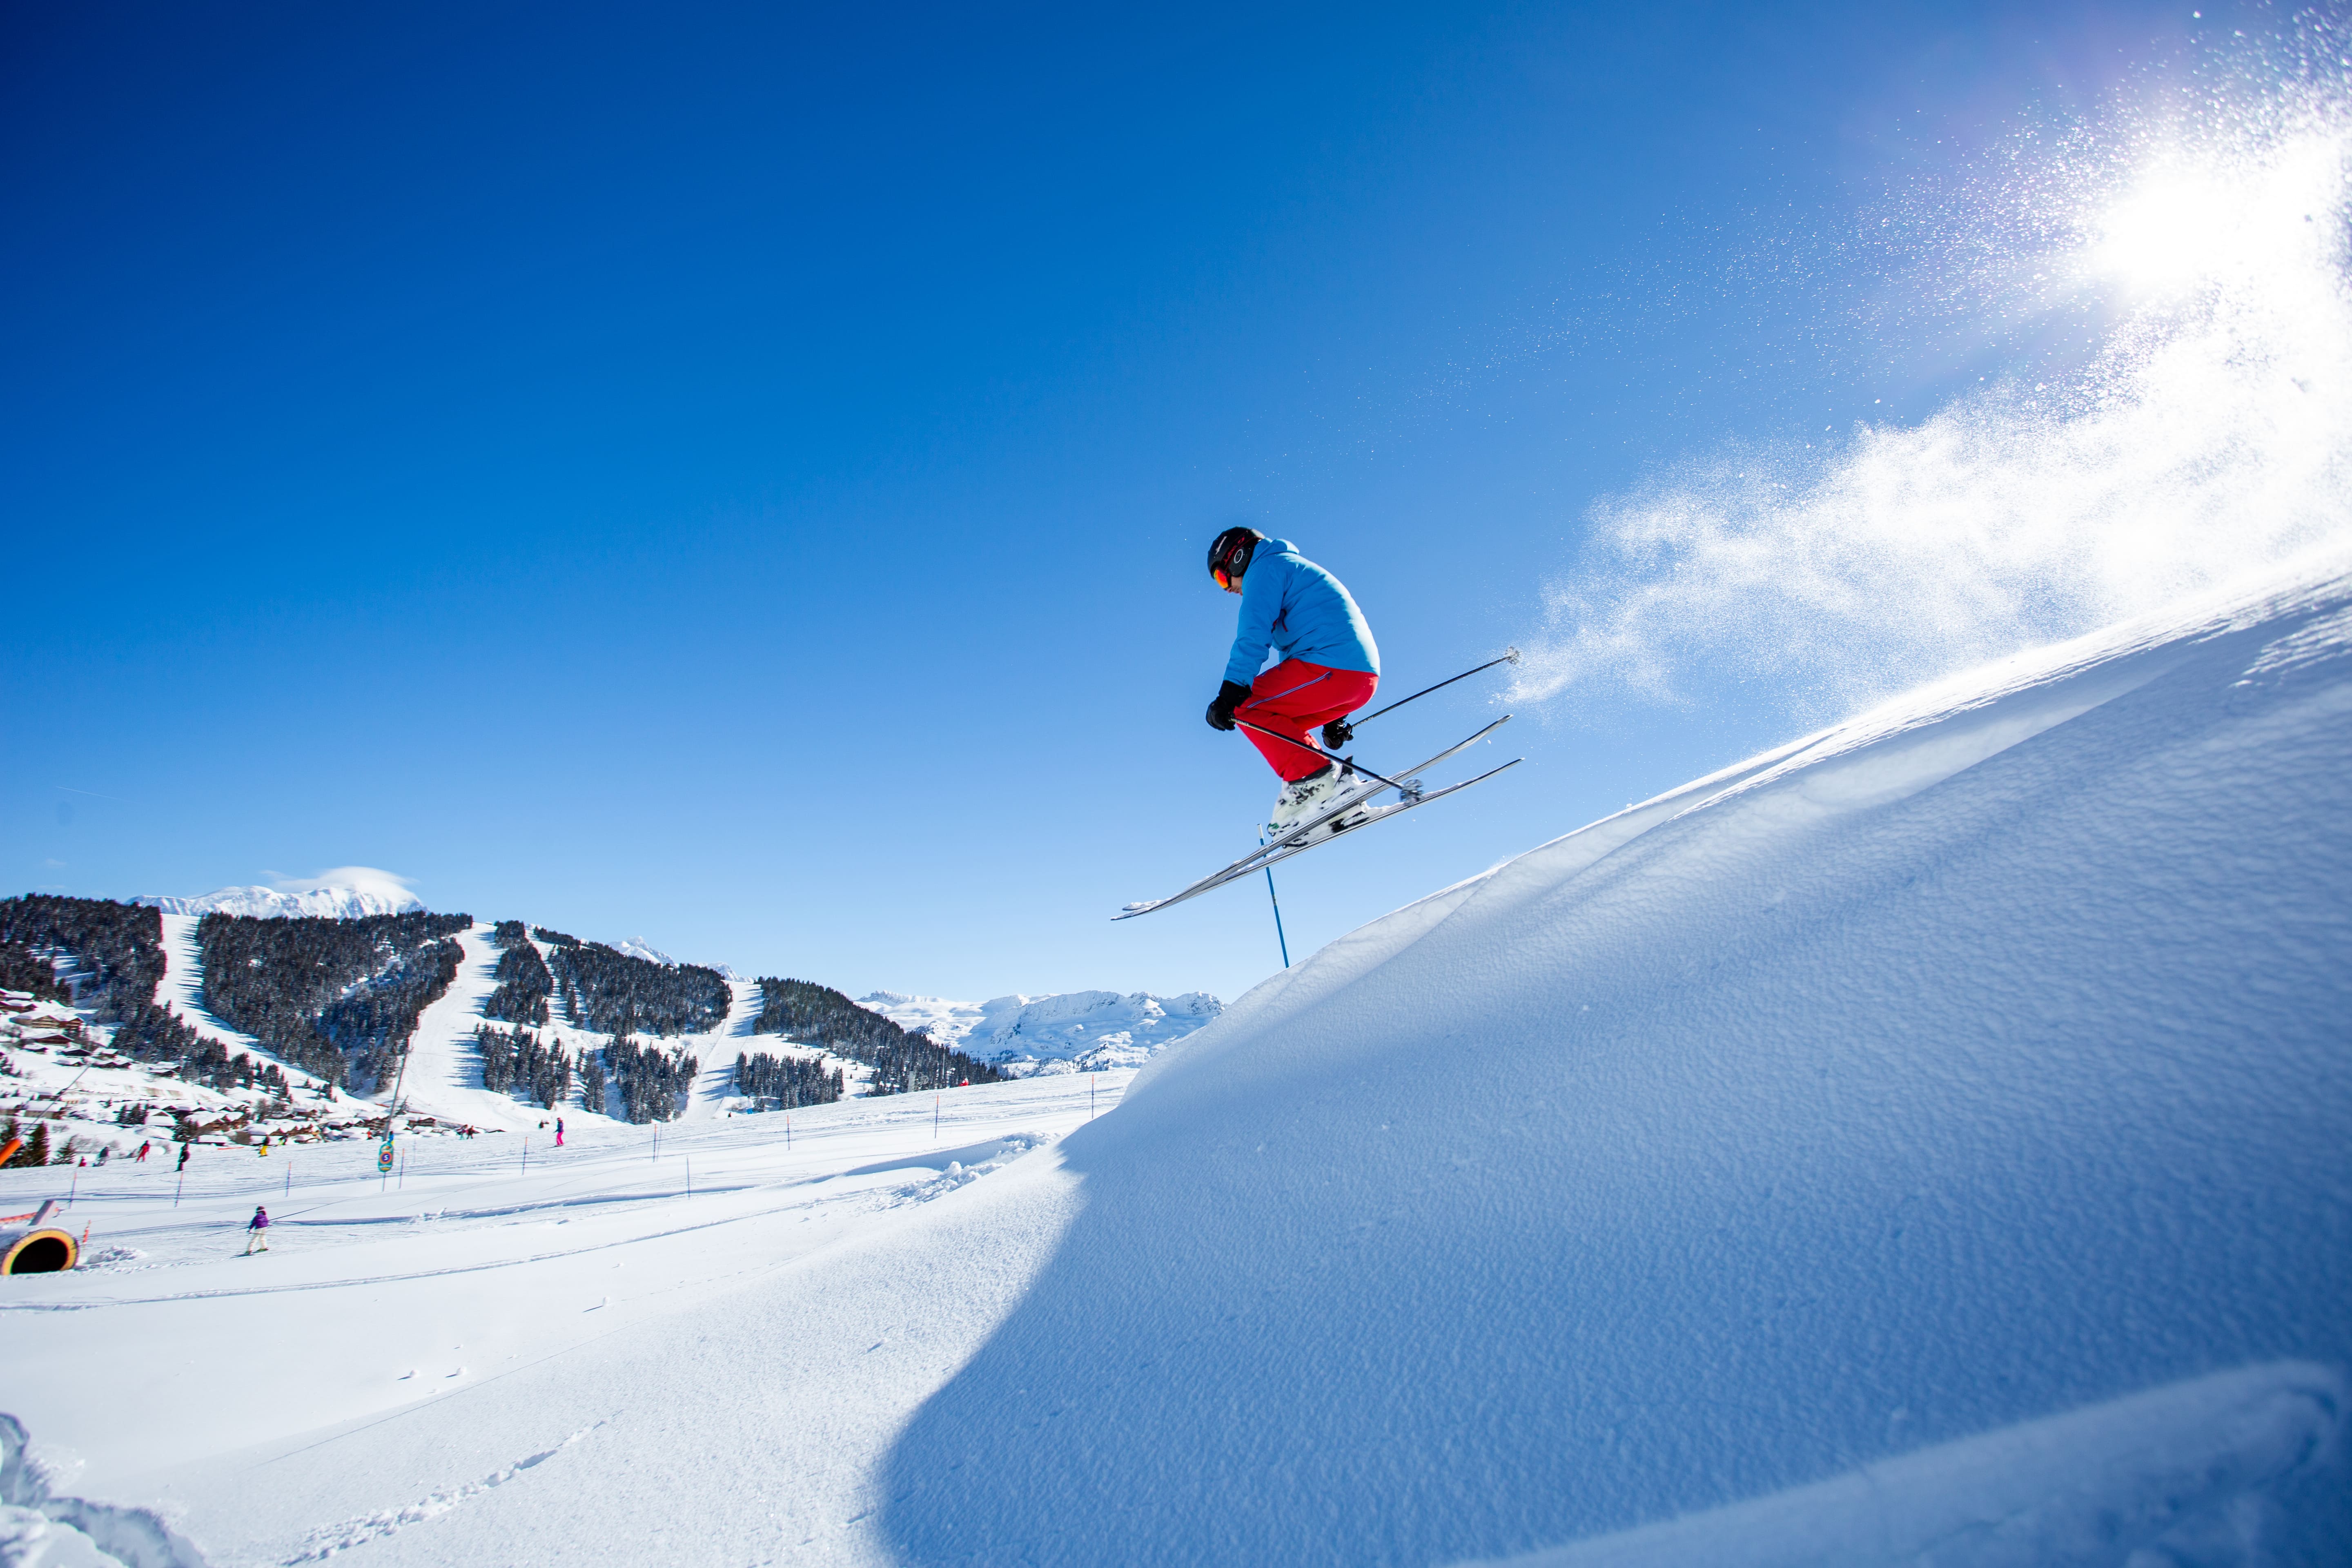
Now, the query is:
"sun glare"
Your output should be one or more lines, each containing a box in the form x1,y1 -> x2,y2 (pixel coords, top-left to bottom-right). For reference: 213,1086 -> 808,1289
2084,169 -> 2246,296
2079,134 -> 2347,302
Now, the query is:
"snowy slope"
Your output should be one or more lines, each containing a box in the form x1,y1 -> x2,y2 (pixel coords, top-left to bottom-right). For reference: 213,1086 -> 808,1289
0,1071 -> 1131,1567
871,558 -> 2352,1565
863,988 -> 1223,1072
154,913 -> 268,1058
4,559 -> 2345,1567
388,923 -> 536,1132
674,977 -> 767,1120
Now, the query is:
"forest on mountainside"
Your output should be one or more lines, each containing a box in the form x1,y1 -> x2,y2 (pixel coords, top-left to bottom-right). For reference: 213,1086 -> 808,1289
533,928 -> 727,1037
472,1019 -> 695,1123
734,1049 -> 844,1109
0,942 -> 70,1004
755,978 -> 999,1096
485,921 -> 552,1026
0,895 -> 330,1094
0,895 -> 169,1020
199,911 -> 472,1089
474,1024 -> 574,1108
606,1034 -> 697,1123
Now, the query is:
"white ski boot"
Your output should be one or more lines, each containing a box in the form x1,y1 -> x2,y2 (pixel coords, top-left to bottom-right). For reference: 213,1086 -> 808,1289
1267,763 -> 1359,836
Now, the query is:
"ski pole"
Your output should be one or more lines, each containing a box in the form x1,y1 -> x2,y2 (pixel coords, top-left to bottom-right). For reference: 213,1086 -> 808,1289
1261,842 -> 1292,969
1230,718 -> 1417,797
1323,648 -> 1519,746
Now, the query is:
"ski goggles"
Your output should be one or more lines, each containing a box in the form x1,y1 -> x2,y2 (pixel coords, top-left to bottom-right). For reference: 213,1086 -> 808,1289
1212,563 -> 1237,590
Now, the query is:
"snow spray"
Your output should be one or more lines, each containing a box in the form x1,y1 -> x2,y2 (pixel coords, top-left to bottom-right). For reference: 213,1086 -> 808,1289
1509,20 -> 2352,719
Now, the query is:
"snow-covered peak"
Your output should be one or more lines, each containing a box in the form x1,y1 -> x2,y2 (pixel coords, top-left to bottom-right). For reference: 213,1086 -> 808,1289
140,883 -> 425,919
608,936 -> 677,966
859,988 -> 1223,1074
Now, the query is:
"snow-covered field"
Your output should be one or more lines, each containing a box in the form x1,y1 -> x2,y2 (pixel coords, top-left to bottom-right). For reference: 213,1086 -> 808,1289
0,1069 -> 1134,1566
4,557 -> 2348,1566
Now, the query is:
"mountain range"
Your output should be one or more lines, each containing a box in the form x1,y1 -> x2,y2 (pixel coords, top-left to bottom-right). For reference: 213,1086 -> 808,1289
139,884 -> 425,920
862,989 -> 1223,1072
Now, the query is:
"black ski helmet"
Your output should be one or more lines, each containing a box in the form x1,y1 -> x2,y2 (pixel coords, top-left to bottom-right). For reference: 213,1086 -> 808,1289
1207,526 -> 1265,589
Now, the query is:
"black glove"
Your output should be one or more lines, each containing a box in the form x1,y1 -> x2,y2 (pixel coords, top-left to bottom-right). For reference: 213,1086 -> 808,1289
1321,718 -> 1355,749
1205,680 -> 1252,732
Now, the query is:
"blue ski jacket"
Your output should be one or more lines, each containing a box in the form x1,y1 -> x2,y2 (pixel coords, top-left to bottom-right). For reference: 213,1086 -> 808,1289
1223,539 -> 1381,688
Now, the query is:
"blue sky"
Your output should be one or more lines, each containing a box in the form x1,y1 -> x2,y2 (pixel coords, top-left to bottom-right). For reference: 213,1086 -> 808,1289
2,0 -> 2239,1002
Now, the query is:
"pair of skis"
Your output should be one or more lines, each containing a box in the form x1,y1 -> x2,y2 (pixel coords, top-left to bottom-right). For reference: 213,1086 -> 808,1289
1115,715 -> 1520,920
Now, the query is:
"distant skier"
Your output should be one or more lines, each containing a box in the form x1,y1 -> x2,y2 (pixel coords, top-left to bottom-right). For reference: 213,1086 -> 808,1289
1203,528 -> 1381,830
555,1117 -> 565,1148
243,1205 -> 270,1254
136,1141 -> 151,1163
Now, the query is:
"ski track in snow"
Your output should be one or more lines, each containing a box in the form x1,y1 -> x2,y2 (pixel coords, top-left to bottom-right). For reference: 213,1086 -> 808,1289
281,1423 -> 603,1563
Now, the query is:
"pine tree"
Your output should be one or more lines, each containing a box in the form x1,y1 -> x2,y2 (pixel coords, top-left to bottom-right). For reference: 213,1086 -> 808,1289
25,1123 -> 51,1167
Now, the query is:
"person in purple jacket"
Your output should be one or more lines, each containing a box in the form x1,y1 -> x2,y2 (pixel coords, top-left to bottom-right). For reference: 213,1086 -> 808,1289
244,1205 -> 270,1254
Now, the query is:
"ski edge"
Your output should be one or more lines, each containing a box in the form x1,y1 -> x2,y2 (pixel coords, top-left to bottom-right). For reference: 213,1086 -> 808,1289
1119,715 -> 1515,913
1113,756 -> 1521,920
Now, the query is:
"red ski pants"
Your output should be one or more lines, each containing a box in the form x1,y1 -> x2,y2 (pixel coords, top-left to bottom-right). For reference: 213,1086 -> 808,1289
1236,660 -> 1379,781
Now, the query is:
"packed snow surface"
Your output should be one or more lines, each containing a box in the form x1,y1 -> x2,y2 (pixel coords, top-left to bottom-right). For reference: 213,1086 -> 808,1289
4,559 -> 2346,1566
876,559 -> 2352,1564
0,1073 -> 1134,1567
862,989 -> 1222,1072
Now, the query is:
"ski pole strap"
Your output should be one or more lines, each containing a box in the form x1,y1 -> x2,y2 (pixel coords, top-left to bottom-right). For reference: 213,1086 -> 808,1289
1349,648 -> 1519,730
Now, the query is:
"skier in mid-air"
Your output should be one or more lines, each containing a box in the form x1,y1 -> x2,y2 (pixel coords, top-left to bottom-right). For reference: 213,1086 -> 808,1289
1120,531 -> 1514,919
1203,528 -> 1381,831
